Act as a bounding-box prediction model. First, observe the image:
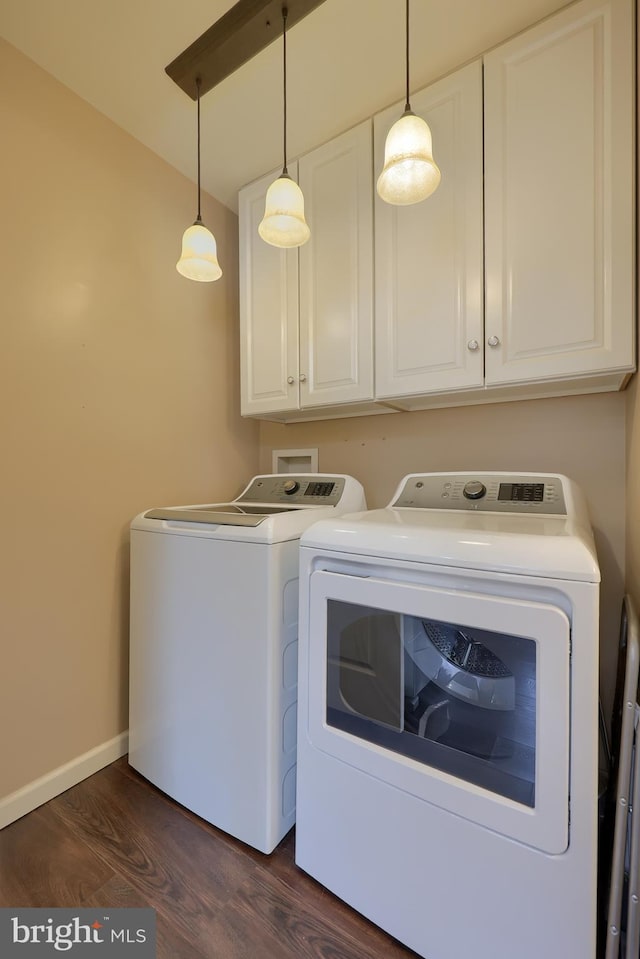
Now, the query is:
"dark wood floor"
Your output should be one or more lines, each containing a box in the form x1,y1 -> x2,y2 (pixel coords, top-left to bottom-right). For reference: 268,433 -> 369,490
0,758 -> 418,958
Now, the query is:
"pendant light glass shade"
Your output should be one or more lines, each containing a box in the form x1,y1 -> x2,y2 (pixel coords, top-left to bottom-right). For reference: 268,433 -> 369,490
259,174 -> 310,248
176,219 -> 222,281
377,108 -> 441,205
377,0 -> 440,206
258,7 -> 310,249
176,76 -> 222,282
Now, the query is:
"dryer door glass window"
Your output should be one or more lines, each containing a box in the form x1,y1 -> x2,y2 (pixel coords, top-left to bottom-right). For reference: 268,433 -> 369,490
309,570 -> 570,854
327,601 -> 536,806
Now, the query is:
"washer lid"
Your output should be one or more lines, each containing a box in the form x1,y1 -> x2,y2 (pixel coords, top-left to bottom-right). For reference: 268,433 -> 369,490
143,504 -> 295,527
130,474 -> 367,543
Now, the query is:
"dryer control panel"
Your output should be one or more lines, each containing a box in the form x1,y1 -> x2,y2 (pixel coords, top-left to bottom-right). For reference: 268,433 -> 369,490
392,473 -> 567,514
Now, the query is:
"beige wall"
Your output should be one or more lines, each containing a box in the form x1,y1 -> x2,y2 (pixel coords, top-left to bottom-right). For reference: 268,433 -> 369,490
260,391 -> 627,714
626,377 -> 640,612
0,39 -> 258,799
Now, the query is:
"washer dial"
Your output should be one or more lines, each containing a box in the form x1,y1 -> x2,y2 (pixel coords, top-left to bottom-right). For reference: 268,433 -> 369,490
463,480 -> 487,500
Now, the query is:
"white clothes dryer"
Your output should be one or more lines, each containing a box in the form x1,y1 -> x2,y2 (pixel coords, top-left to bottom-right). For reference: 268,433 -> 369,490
128,473 -> 366,854
295,472 -> 600,959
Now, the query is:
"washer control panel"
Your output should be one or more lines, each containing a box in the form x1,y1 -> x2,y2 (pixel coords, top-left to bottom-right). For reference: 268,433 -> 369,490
239,475 -> 345,507
392,473 -> 567,514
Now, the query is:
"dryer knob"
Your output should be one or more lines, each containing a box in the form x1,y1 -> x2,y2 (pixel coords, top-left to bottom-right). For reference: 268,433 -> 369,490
463,480 -> 486,500
283,479 -> 300,495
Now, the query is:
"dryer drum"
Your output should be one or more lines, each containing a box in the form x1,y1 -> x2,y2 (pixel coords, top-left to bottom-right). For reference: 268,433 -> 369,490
416,620 -> 516,711
423,622 -> 512,676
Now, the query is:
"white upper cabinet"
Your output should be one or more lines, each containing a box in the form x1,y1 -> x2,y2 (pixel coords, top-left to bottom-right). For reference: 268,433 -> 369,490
239,124 -> 378,421
298,120 -> 374,408
484,0 -> 635,387
374,61 -> 485,399
239,165 -> 299,418
239,0 -> 635,421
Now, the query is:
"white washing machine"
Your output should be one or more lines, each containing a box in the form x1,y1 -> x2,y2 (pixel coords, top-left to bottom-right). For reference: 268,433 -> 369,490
295,472 -> 600,959
128,473 -> 366,854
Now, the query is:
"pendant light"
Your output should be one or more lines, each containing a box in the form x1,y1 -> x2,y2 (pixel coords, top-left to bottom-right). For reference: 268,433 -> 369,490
258,6 -> 310,248
377,0 -> 441,206
176,76 -> 222,282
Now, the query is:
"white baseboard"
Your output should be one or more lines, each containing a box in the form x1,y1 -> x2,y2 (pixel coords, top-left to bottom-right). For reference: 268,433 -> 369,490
0,731 -> 129,830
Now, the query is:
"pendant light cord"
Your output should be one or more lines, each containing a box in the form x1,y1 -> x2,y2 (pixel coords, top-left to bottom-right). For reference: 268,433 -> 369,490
196,77 -> 202,221
282,6 -> 288,176
404,0 -> 411,112
196,76 -> 203,222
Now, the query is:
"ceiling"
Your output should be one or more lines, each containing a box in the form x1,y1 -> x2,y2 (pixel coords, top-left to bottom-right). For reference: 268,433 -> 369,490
0,0 -> 571,213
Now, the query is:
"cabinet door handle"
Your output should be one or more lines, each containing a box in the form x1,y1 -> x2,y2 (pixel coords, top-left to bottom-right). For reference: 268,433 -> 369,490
299,373 -> 307,382
487,335 -> 501,348
287,376 -> 295,385
467,339 -> 480,352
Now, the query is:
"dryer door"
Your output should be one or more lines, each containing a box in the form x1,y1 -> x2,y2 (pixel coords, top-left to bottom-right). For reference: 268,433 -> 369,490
306,569 -> 570,854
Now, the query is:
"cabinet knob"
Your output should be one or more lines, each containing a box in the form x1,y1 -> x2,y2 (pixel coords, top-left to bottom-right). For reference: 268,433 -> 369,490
287,376 -> 295,385
467,339 -> 480,352
487,335 -> 501,348
299,373 -> 307,382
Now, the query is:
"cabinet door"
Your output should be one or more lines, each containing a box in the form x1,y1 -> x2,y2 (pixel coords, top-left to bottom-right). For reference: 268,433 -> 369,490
239,166 -> 300,416
298,121 -> 374,408
374,61 -> 484,399
484,0 -> 635,386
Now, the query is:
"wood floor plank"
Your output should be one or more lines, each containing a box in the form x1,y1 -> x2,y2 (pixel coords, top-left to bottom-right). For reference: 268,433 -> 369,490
80,874 -> 149,909
81,876 -> 206,959
44,763 -> 260,952
118,759 -> 273,867
117,769 -> 413,956
61,761 -> 258,900
1,761 -> 417,958
0,806 -> 114,907
247,825 -> 416,956
227,864 -> 417,959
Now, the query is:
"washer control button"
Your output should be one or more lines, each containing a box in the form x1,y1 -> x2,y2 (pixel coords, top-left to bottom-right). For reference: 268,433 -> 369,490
463,480 -> 487,500
283,479 -> 300,495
